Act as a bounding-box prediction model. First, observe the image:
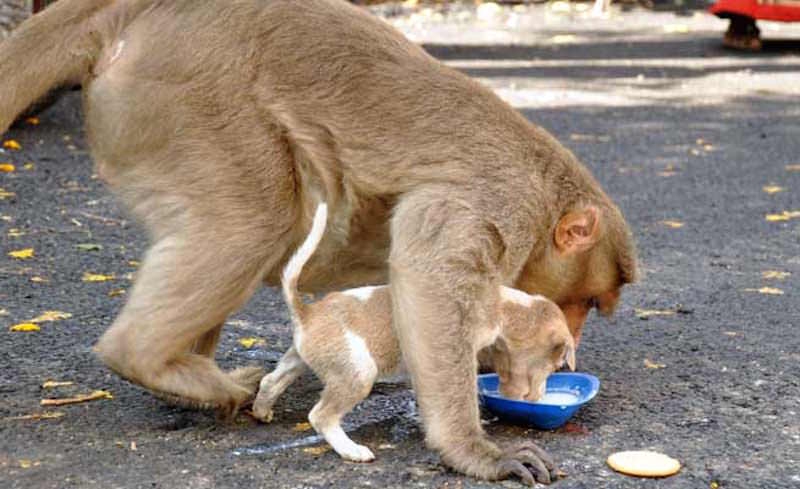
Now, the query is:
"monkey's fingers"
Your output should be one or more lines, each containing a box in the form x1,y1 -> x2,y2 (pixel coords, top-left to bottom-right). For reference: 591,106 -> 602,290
506,440 -> 557,478
497,458 -> 536,486
512,448 -> 553,484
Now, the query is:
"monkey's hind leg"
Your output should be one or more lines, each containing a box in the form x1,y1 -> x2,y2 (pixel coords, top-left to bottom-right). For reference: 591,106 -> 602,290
95,227 -> 285,418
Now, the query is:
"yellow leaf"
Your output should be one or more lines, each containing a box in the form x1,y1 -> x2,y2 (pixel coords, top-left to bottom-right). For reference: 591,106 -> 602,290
663,24 -> 689,33
42,380 -> 75,389
82,272 -> 115,282
786,164 -> 800,172
128,260 -> 140,267
0,163 -> 14,172
743,287 -> 784,295
23,162 -> 34,170
644,358 -> 666,369
765,210 -> 800,222
3,139 -> 21,150
635,309 -> 675,319
303,445 -> 330,456
293,422 -> 313,432
30,276 -> 48,283
19,459 -> 36,469
0,188 -> 16,199
108,289 -> 126,297
25,116 -> 40,125
8,228 -> 24,237
762,270 -> 790,280
762,185 -> 785,194
41,389 -> 113,406
238,337 -> 265,349
8,248 -> 34,259
660,220 -> 684,228
10,323 -> 40,332
29,311 -> 72,323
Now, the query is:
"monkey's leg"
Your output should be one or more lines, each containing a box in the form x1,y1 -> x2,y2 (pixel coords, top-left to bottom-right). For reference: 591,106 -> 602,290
192,323 -> 223,357
308,377 -> 376,463
252,346 -> 307,422
94,228 -> 285,417
389,191 -> 554,485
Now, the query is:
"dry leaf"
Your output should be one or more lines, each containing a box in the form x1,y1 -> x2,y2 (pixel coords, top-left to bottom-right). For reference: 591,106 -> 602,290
744,287 -> 784,295
660,220 -> 684,229
18,459 -> 39,469
128,260 -> 140,267
41,390 -> 113,406
82,272 -> 115,282
108,289 -> 126,297
765,210 -> 800,222
762,185 -> 785,194
130,441 -> 137,451
570,133 -> 610,142
303,445 -> 330,456
762,270 -> 790,280
293,422 -> 313,432
23,162 -> 34,170
10,323 -> 40,332
30,276 -> 48,283
5,411 -> 65,421
0,308 -> 8,316
29,311 -> 72,323
8,228 -> 24,237
786,164 -> 800,172
723,331 -> 739,337
8,248 -> 34,259
42,380 -> 75,389
635,309 -> 675,319
0,188 -> 16,199
3,139 -> 21,150
238,337 -> 265,349
0,163 -> 14,172
25,116 -> 40,125
644,358 -> 666,369
76,243 -> 103,251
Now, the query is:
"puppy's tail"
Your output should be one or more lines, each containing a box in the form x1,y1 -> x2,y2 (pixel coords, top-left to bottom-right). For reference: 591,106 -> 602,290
0,0 -> 112,133
282,203 -> 328,320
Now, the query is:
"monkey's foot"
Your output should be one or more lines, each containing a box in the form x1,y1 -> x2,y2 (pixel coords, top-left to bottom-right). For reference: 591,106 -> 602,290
497,441 -> 557,485
228,366 -> 266,396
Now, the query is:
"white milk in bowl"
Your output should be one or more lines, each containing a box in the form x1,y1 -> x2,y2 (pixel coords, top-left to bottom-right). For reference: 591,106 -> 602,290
535,391 -> 579,406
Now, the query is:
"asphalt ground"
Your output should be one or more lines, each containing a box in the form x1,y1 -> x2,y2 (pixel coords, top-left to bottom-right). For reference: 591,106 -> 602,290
1,3 -> 799,489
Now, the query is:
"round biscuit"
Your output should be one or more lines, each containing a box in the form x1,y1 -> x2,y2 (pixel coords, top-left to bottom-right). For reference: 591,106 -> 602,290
606,450 -> 681,478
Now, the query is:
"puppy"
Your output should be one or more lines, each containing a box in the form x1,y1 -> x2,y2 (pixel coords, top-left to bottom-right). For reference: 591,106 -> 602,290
252,203 -> 576,462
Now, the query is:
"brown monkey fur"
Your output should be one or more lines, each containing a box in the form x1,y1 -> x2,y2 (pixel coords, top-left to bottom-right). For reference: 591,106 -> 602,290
252,203 -> 576,465
0,0 -> 637,484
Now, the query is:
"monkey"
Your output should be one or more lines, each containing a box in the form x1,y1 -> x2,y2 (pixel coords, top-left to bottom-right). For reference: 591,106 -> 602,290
251,202 -> 576,469
0,0 -> 637,484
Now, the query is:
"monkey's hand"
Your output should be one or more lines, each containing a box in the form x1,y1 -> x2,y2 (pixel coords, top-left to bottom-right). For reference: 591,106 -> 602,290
441,436 -> 556,486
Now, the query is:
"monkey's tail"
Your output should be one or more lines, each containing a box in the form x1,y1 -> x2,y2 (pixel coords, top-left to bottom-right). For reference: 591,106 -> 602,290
0,0 -> 111,133
281,203 -> 329,321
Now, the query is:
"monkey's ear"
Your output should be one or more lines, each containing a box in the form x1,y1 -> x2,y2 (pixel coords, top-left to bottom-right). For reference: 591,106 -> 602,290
554,206 -> 601,255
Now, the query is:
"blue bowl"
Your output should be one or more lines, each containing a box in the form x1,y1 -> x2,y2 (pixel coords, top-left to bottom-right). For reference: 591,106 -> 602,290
478,372 -> 600,430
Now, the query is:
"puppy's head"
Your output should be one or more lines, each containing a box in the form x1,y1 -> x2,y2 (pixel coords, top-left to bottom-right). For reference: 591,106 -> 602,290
491,289 -> 576,401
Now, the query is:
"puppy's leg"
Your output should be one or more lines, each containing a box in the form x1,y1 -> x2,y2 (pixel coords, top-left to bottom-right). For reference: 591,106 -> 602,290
252,346 -> 307,422
308,377 -> 376,463
192,323 -> 223,357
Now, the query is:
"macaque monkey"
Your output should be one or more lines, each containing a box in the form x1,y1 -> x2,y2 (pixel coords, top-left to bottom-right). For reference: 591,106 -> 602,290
252,203 -> 575,475
0,0 -> 637,484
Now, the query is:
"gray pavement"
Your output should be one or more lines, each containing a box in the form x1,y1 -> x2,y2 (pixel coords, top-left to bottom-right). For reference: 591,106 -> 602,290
1,3 -> 799,488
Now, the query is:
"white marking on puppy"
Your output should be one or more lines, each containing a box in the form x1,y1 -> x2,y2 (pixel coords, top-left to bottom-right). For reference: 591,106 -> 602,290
500,286 -> 536,307
321,425 -> 375,462
345,329 -> 378,381
110,40 -> 125,65
343,286 -> 379,302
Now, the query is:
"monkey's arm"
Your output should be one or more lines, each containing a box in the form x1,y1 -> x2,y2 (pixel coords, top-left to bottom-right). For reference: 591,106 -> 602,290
389,188 -> 554,485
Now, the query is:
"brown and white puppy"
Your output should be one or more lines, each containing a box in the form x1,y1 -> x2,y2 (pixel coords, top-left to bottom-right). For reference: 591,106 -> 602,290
252,203 -> 576,462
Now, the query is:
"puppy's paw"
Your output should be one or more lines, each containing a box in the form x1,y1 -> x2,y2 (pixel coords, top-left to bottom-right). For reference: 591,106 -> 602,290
339,443 -> 375,463
251,398 -> 275,423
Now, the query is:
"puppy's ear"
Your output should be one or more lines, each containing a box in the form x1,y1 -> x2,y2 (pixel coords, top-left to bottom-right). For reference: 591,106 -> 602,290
564,342 -> 576,372
554,206 -> 601,255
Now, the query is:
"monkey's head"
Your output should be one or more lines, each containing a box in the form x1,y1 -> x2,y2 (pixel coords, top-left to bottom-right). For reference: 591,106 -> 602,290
491,297 -> 576,401
516,202 -> 638,348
